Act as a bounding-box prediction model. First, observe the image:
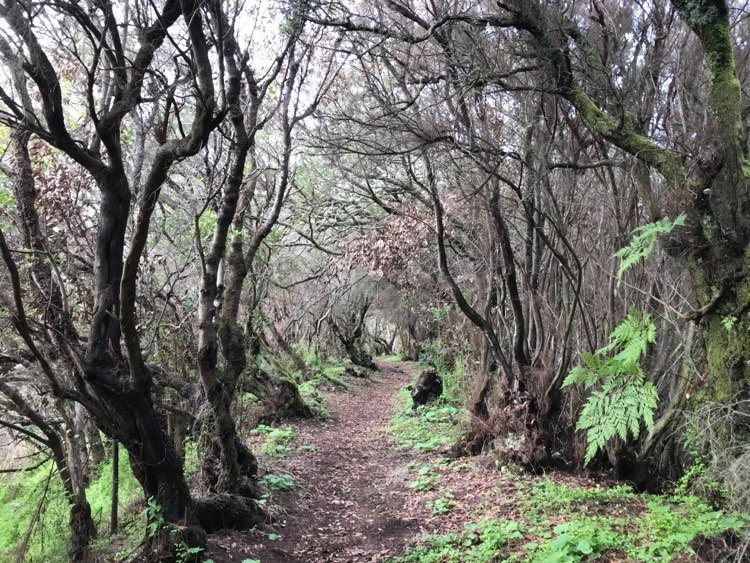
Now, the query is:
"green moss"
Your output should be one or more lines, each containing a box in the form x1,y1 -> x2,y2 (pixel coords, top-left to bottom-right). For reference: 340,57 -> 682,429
570,88 -> 616,136
701,314 -> 750,404
685,254 -> 715,305
569,88 -> 689,190
676,4 -> 745,154
740,246 -> 750,307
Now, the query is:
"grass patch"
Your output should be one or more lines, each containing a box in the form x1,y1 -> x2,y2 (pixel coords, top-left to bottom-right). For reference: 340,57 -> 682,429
380,353 -> 403,363
0,462 -> 70,562
296,356 -> 349,415
319,363 -> 347,388
0,445 -> 145,562
525,479 -> 638,514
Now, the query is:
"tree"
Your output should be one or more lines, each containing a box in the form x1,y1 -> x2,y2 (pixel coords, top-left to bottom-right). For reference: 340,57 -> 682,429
0,0 -> 234,555
194,0 -> 338,496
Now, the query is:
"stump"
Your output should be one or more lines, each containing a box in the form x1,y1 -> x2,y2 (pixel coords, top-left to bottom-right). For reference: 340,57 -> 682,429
411,369 -> 442,409
194,494 -> 265,532
256,379 -> 314,425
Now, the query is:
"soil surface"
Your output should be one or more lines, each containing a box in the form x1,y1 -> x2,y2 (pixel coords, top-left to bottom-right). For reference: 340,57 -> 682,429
205,361 -> 432,562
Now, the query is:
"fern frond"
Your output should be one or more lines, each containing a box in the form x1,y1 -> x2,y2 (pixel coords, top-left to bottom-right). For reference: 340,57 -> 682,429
567,309 -> 660,465
614,213 -> 686,278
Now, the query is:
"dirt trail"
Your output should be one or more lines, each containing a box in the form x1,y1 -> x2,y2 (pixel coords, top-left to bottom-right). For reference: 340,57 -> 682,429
207,361 -> 423,562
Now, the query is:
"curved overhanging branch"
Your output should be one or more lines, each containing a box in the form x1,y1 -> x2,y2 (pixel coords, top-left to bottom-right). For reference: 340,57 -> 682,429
0,227 -> 65,398
425,156 -> 516,388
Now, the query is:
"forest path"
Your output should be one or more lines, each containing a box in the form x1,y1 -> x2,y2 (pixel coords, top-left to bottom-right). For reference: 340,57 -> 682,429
207,360 -> 426,562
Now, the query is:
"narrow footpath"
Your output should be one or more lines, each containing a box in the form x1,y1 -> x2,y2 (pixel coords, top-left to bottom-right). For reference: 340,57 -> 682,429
207,361 -> 427,562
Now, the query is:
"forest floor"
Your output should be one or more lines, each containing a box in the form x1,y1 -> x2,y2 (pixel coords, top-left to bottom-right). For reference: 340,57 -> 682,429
202,361 -> 747,563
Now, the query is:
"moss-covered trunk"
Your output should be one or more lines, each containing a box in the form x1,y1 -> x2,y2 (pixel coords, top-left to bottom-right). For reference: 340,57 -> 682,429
691,260 -> 750,406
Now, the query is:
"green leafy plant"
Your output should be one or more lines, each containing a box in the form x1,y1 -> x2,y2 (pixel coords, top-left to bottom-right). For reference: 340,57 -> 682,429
260,472 -> 295,492
144,499 -> 204,562
721,315 -> 737,332
564,309 -> 658,463
389,389 -> 467,453
673,458 -> 728,502
398,520 -> 523,562
630,497 -> 746,561
145,497 -> 165,538
427,305 -> 451,322
175,541 -> 203,563
531,517 -> 625,562
466,521 -> 523,560
426,493 -> 455,516
519,478 -> 748,562
528,480 -> 638,512
251,425 -> 295,457
408,465 -> 439,492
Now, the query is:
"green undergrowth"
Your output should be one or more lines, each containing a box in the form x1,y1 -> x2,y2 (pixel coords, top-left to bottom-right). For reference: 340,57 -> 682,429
250,425 -> 296,457
389,352 -> 468,453
389,391 -> 467,452
0,462 -> 70,562
259,472 -> 295,492
297,355 -> 348,415
395,477 -> 749,562
0,446 -> 144,562
296,350 -> 383,416
406,462 -> 441,492
418,341 -> 465,405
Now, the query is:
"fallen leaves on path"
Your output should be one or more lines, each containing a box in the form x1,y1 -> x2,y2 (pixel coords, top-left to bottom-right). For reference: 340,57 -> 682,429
207,362 -> 431,562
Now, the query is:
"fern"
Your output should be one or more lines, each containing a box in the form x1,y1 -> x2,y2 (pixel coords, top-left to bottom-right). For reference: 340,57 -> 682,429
614,213 -> 686,278
564,309 -> 658,464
